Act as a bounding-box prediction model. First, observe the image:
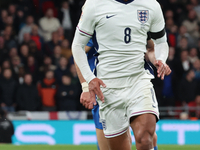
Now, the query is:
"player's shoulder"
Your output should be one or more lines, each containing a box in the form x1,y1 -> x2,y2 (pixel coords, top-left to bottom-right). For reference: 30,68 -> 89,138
137,0 -> 160,9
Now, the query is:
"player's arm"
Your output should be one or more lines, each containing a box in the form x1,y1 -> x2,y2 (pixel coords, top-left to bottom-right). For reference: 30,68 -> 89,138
146,39 -> 171,77
74,45 -> 95,109
149,2 -> 170,79
72,0 -> 105,104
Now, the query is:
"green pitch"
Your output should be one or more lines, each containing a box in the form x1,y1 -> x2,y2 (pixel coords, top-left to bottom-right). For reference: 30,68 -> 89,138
0,145 -> 200,150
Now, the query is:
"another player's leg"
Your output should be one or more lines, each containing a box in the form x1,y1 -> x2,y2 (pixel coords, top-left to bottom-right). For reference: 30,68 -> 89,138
153,132 -> 158,150
96,128 -> 109,150
92,104 -> 109,150
130,114 -> 156,150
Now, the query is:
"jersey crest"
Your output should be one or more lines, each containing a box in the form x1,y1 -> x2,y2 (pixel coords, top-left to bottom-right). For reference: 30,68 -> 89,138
137,10 -> 149,24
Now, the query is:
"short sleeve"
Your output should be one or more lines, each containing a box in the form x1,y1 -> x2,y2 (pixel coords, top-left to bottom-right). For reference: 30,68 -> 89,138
150,2 -> 165,32
77,0 -> 96,37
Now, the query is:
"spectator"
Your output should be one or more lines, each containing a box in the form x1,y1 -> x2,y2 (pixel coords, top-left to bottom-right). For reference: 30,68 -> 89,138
52,45 -> 62,66
19,44 -> 29,65
45,31 -> 61,56
56,74 -> 77,110
3,26 -> 17,50
0,36 -> 8,63
1,60 -> 11,71
30,25 -> 43,51
57,26 -> 65,41
188,48 -> 198,64
182,10 -> 199,43
61,39 -> 72,60
17,66 -> 25,85
58,1 -> 73,41
18,15 -> 35,43
39,8 -> 60,42
0,109 -> 14,143
177,25 -> 195,48
38,70 -> 57,111
193,59 -> 200,80
0,69 -> 17,112
0,9 -> 8,31
20,32 -> 32,46
8,47 -> 18,59
179,69 -> 198,106
174,50 -> 192,79
16,74 -> 40,111
39,56 -> 57,79
54,56 -> 70,84
70,64 -> 79,85
28,41 -> 43,67
25,55 -> 38,83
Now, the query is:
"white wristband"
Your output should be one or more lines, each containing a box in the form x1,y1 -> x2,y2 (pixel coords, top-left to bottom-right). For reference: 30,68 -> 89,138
81,82 -> 89,92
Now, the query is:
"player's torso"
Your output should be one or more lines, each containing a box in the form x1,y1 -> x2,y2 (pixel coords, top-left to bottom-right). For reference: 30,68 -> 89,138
94,0 -> 156,53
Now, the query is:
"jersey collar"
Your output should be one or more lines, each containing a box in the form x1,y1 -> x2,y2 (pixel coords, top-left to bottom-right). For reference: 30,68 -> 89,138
115,0 -> 134,4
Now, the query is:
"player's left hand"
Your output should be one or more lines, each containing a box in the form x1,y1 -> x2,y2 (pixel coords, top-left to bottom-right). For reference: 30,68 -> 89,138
154,60 -> 171,80
80,92 -> 95,109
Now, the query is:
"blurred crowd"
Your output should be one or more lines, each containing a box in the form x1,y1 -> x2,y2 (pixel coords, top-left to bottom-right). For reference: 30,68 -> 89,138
0,0 -> 86,112
0,0 -> 200,118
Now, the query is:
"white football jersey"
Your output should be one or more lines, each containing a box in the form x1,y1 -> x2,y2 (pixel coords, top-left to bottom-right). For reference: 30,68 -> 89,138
78,0 -> 165,88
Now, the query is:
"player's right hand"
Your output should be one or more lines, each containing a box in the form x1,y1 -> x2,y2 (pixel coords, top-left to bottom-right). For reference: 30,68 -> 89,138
80,92 -> 94,109
89,78 -> 106,103
154,60 -> 171,80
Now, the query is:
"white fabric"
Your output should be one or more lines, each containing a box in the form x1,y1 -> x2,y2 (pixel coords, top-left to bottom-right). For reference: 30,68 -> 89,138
97,78 -> 159,138
39,17 -> 60,41
76,0 -> 166,88
72,29 -> 96,83
154,35 -> 169,64
81,82 -> 89,92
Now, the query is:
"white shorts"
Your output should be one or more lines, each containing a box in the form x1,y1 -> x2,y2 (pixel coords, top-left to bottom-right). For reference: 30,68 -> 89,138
97,78 -> 159,138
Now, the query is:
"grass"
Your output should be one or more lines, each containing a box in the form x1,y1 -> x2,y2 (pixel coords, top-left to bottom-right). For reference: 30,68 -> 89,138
0,145 -> 200,150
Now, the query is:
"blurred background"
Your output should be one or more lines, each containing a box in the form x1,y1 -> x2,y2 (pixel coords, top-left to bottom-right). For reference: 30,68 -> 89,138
0,0 -> 200,146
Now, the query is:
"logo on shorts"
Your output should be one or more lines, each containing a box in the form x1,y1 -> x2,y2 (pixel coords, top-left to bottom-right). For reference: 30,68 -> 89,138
137,10 -> 149,24
101,119 -> 106,130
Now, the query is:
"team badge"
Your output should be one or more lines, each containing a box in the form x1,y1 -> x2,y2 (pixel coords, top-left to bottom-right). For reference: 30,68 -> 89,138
101,119 -> 107,130
137,10 -> 149,24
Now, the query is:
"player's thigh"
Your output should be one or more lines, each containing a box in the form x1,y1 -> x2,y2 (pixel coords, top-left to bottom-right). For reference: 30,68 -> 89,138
106,130 -> 132,150
130,114 -> 156,147
96,128 -> 109,150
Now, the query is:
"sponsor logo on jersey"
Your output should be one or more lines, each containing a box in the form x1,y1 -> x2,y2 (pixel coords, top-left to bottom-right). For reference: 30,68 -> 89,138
106,14 -> 116,19
137,10 -> 149,24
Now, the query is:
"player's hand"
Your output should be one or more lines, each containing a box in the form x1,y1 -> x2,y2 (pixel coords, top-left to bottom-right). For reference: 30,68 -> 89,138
165,64 -> 172,76
80,92 -> 95,109
89,78 -> 106,103
154,60 -> 167,80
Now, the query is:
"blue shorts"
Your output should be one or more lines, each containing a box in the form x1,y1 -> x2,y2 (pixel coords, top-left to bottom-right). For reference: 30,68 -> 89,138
92,104 -> 103,130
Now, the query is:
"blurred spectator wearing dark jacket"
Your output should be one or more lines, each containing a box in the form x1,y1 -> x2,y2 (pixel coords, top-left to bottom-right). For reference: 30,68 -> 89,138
54,56 -> 70,84
58,1 -> 73,41
45,31 -> 61,56
56,74 -> 77,111
16,74 -> 40,111
179,69 -> 199,106
0,69 -> 17,112
0,109 -> 14,143
38,70 -> 57,111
